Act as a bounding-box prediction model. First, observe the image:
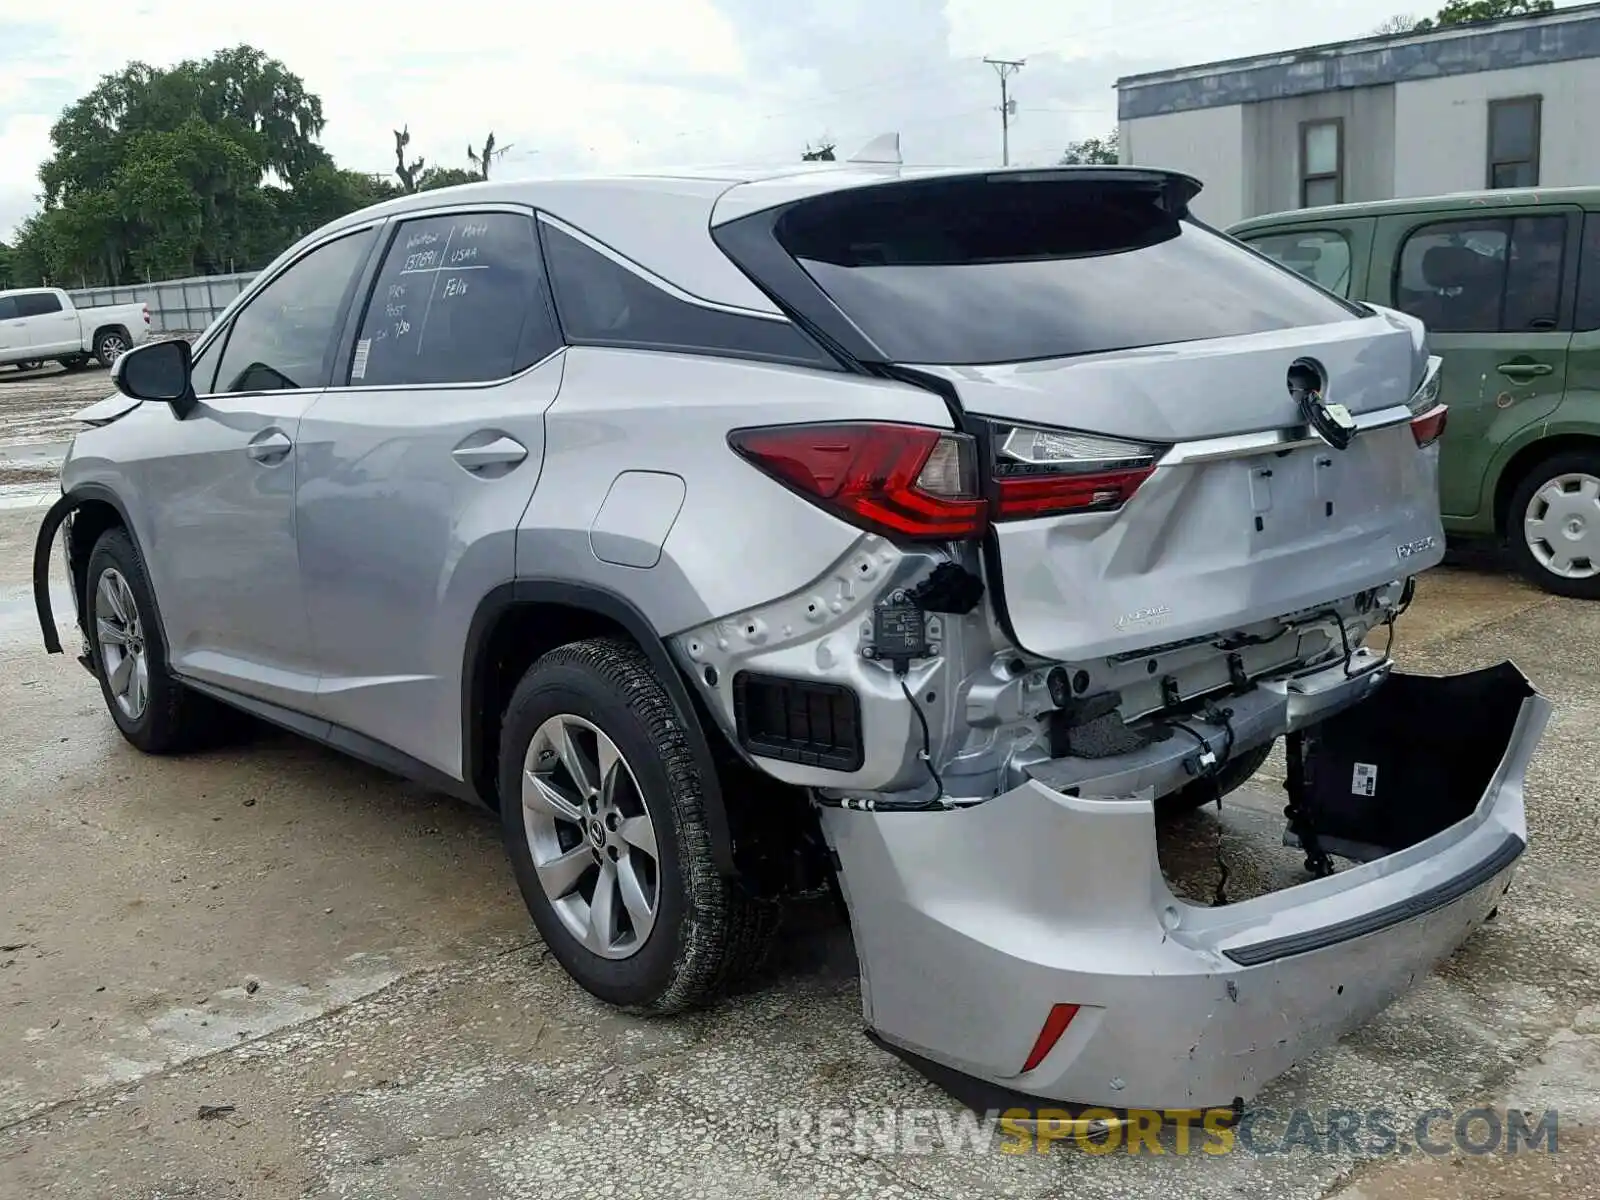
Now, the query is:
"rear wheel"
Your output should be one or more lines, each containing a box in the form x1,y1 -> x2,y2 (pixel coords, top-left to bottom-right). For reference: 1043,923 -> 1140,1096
498,637 -> 777,1012
1154,739 -> 1275,820
86,528 -> 218,753
1506,450 -> 1600,599
15,360 -> 42,373
92,329 -> 129,369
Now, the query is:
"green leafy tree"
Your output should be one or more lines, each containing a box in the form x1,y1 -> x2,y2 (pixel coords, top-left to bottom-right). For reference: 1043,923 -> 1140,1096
1412,0 -> 1554,30
419,166 -> 483,190
1060,129 -> 1119,165
0,242 -> 13,288
14,45 -> 368,287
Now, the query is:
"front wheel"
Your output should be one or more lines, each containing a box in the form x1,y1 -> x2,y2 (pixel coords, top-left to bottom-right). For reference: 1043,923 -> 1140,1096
1506,450 -> 1600,599
86,528 -> 218,753
498,638 -> 777,1013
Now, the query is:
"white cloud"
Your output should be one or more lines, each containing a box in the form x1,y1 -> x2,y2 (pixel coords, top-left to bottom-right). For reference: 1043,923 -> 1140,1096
0,0 -> 1440,242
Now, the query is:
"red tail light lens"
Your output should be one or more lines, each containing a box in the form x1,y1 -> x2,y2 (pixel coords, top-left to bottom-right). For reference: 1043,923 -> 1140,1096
989,423 -> 1164,520
1021,1002 -> 1081,1073
1410,404 -> 1447,448
728,422 -> 987,540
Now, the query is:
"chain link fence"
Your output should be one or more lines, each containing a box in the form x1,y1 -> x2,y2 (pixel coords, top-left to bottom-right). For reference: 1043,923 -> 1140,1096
66,271 -> 258,336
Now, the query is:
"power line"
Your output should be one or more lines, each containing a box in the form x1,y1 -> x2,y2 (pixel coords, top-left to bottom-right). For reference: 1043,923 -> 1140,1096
983,58 -> 1025,166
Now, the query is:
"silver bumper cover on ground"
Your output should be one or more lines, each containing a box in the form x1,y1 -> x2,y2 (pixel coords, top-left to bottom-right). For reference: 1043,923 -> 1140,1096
822,661 -> 1549,1112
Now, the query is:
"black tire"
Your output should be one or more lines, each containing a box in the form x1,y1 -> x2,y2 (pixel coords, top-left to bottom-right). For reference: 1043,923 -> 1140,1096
1505,449 -> 1600,599
1154,738 -> 1275,820
92,328 -> 129,369
16,360 -> 42,373
498,637 -> 778,1013
85,527 -> 218,754
58,355 -> 90,372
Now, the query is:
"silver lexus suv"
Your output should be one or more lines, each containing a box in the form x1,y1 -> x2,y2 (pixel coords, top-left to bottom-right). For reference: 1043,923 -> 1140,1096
33,151 -> 1548,1115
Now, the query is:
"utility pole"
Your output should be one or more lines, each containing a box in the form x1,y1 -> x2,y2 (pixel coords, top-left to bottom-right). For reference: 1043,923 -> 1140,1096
984,57 -> 1025,166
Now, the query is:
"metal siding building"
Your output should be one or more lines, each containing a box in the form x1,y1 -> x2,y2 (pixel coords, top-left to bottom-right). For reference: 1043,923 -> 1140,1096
1116,3 -> 1600,228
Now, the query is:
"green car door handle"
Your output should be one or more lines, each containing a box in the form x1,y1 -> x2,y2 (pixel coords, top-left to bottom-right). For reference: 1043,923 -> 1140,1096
1496,362 -> 1554,379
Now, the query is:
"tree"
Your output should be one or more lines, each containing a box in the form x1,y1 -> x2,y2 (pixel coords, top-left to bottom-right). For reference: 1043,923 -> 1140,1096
467,132 -> 511,180
1372,14 -> 1422,33
393,125 -> 425,193
1411,0 -> 1554,30
802,141 -> 836,162
0,242 -> 12,289
1060,129 -> 1119,165
13,45 -> 356,287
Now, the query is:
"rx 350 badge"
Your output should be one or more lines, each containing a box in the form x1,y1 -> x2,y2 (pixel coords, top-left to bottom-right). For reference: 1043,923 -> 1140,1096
1396,535 -> 1437,561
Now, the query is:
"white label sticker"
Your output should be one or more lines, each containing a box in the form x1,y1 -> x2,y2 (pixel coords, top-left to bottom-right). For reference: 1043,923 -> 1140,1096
1352,762 -> 1378,797
351,338 -> 371,380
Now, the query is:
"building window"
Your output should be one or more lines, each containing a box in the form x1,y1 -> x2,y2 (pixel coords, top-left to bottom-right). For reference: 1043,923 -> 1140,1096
1299,119 -> 1343,208
1487,96 -> 1541,188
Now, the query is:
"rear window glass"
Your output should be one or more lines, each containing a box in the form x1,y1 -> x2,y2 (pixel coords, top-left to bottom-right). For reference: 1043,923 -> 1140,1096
1241,229 -> 1353,296
775,176 -> 1358,366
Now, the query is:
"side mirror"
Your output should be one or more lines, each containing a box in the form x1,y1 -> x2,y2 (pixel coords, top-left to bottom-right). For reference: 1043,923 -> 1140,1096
112,339 -> 197,418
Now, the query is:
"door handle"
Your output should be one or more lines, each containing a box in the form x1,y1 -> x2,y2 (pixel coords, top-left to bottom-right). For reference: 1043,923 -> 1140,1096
452,435 -> 527,473
1497,362 -> 1554,379
245,429 -> 293,463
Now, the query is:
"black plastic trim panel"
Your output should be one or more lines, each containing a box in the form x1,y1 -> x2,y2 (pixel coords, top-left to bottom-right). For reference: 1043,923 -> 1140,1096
1222,833 -> 1524,967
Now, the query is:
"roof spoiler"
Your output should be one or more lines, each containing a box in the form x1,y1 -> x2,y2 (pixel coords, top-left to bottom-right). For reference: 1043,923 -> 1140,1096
846,132 -> 902,165
989,166 -> 1204,218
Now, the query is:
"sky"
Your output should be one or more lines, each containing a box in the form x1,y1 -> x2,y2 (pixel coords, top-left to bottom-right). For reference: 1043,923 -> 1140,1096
0,0 -> 1452,242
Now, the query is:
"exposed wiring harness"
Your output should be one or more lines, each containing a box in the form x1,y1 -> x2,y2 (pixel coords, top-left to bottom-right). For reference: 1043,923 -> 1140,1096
1160,703 -> 1239,907
817,669 -> 951,814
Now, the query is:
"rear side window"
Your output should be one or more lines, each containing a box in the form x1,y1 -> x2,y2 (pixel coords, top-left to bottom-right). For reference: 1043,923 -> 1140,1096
0,298 -> 15,321
540,221 -> 837,369
347,211 -> 559,387
1394,216 -> 1565,334
772,176 -> 1358,366
1241,229 -> 1353,297
15,292 -> 63,316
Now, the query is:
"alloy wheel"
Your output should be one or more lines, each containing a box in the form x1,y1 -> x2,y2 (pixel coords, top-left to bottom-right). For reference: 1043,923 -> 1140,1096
1524,471 -> 1600,581
94,568 -> 149,719
521,713 -> 661,960
100,335 -> 128,362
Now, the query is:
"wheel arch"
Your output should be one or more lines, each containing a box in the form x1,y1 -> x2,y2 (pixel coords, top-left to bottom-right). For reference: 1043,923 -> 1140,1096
463,579 -> 738,875
1492,432 -> 1600,538
34,483 -> 163,655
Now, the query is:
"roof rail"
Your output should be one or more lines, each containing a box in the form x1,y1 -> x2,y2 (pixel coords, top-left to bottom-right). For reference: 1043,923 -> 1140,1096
846,132 -> 902,165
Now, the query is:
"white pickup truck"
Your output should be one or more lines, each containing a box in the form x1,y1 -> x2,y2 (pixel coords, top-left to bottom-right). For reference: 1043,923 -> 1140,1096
0,287 -> 150,372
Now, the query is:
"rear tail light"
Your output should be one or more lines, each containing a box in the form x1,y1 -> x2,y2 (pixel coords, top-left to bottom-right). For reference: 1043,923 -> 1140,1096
1408,354 -> 1447,448
727,422 -> 986,541
988,422 -> 1164,519
142,305 -> 150,325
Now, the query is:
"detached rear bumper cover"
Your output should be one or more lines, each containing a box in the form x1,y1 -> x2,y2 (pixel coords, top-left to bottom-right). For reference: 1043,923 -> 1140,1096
823,661 -> 1548,1111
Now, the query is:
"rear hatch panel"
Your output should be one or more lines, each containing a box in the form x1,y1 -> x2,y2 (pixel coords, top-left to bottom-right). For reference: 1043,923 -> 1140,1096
711,168 -> 1442,663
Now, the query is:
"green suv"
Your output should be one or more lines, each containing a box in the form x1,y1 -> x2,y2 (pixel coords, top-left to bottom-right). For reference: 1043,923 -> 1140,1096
1229,186 -> 1600,598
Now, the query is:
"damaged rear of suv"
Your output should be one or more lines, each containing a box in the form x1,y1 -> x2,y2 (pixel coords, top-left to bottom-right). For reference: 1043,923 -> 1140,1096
678,166 -> 1548,1110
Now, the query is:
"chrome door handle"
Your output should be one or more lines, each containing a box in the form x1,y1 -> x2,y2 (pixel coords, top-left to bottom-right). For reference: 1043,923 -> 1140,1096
246,430 -> 293,463
452,435 -> 527,472
1497,362 -> 1553,379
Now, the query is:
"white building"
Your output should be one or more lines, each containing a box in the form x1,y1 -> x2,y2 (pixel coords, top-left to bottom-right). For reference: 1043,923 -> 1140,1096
1116,2 -> 1600,228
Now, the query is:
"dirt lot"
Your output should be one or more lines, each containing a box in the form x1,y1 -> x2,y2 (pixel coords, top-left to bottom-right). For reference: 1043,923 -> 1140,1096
0,371 -> 1597,1198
